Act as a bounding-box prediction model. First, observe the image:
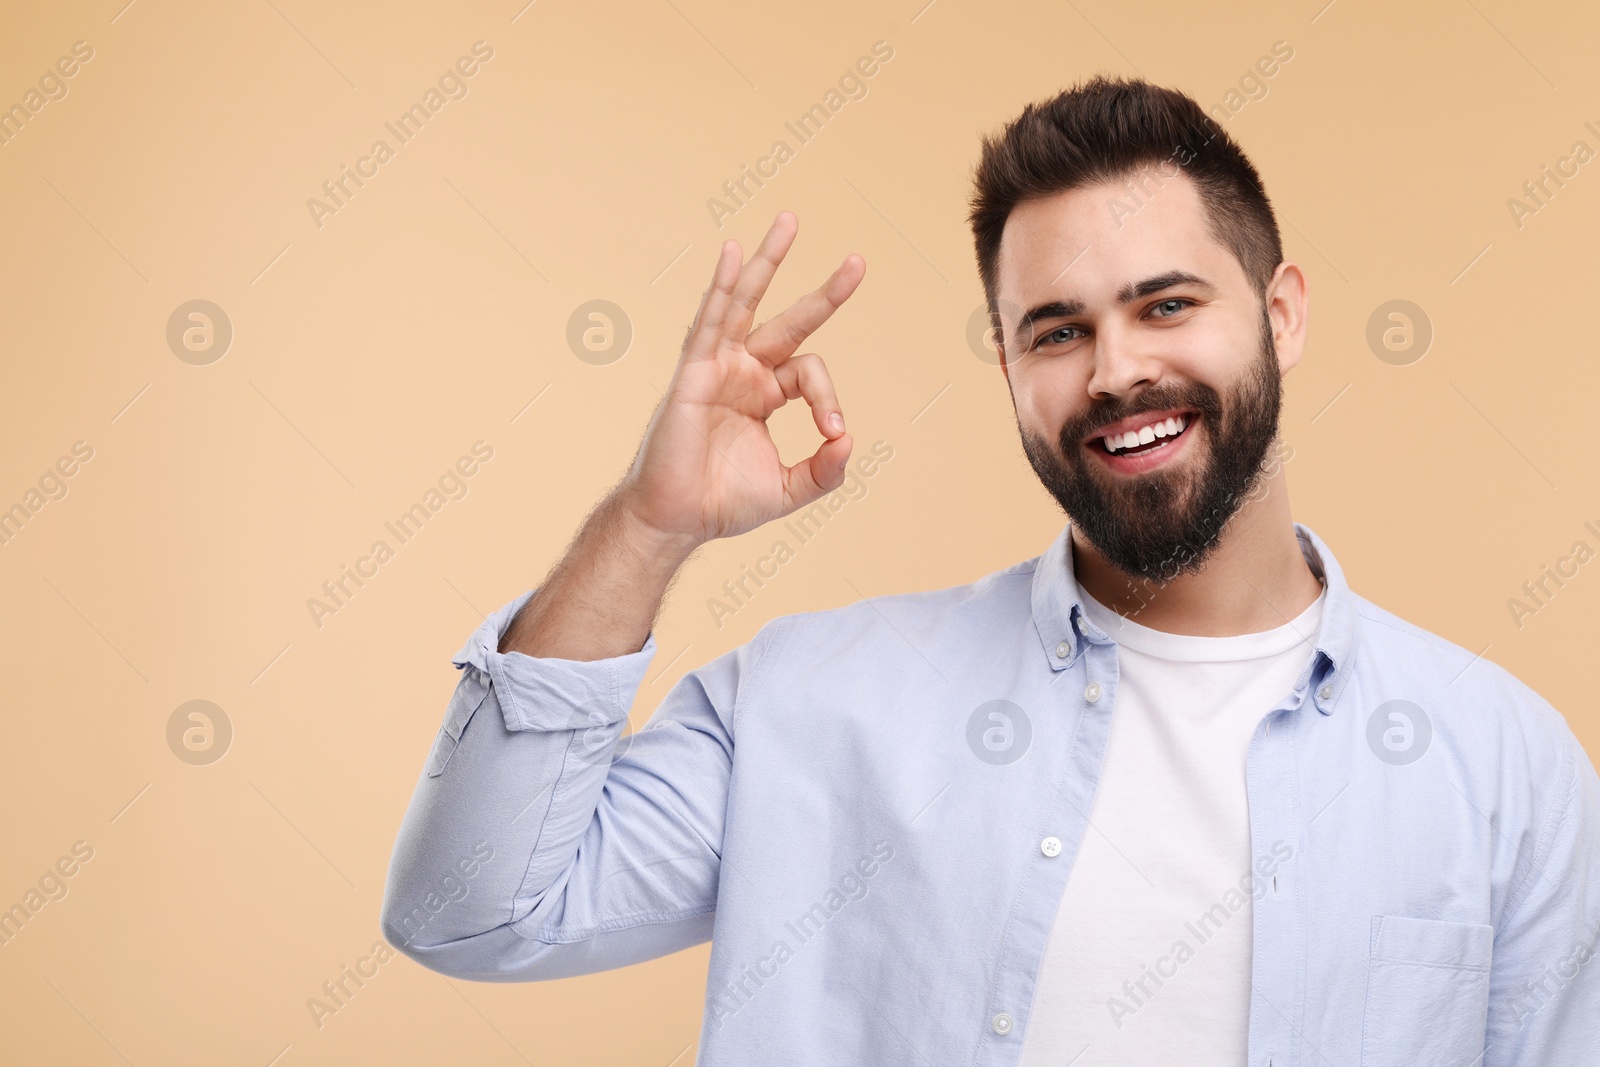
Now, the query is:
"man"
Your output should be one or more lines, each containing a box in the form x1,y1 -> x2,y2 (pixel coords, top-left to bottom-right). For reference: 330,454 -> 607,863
382,75 -> 1600,1065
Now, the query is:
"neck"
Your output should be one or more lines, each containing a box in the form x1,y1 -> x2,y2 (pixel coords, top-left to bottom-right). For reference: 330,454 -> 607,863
1069,469 -> 1323,637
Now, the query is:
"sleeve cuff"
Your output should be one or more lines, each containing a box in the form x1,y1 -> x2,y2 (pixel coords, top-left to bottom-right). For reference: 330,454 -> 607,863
451,589 -> 658,732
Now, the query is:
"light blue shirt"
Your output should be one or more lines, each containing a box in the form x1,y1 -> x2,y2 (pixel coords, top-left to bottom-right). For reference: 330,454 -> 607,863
382,521 -> 1600,1066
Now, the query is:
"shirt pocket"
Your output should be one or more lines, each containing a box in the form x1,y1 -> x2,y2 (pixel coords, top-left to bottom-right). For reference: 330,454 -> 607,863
1360,914 -> 1494,1067
424,669 -> 490,777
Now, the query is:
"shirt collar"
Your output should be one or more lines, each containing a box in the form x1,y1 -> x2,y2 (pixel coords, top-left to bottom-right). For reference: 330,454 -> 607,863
1030,519 -> 1359,715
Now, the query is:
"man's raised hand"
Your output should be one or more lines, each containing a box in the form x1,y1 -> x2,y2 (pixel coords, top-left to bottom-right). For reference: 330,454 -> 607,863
616,211 -> 866,558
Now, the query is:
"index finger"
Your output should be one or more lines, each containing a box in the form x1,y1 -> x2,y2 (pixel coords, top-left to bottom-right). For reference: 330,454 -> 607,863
722,211 -> 800,341
746,252 -> 866,367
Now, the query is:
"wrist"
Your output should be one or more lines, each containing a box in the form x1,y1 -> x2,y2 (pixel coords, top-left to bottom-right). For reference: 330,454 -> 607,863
605,489 -> 702,571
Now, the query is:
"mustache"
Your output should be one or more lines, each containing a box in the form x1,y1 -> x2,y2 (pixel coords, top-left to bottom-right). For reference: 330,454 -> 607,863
1059,384 -> 1223,451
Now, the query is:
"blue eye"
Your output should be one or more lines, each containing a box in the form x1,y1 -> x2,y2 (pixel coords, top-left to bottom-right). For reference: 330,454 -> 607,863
1036,325 -> 1082,349
1032,299 -> 1194,350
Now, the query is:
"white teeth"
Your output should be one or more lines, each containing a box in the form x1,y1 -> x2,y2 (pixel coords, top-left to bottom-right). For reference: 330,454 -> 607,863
1101,414 -> 1190,453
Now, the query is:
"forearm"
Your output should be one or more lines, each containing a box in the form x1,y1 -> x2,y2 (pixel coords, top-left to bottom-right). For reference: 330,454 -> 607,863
385,491 -> 697,972
499,488 -> 697,662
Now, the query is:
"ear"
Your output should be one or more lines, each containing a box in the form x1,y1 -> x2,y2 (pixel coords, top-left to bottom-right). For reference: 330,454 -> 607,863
1264,261 -> 1309,377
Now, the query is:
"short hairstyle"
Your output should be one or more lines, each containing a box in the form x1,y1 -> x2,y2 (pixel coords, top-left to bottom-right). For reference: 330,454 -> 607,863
967,74 -> 1283,318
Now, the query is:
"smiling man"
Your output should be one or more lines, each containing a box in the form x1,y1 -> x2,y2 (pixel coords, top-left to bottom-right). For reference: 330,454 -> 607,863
382,76 -> 1600,1066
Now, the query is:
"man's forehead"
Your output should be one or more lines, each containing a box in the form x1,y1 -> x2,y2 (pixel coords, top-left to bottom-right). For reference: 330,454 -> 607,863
995,172 -> 1223,305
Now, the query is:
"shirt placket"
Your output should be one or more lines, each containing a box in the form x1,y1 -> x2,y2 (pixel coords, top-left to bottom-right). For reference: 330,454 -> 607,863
973,624 -> 1121,1065
1246,656 -> 1321,1067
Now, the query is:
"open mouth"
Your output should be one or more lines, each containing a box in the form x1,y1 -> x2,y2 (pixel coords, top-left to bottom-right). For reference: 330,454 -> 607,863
1093,412 -> 1197,458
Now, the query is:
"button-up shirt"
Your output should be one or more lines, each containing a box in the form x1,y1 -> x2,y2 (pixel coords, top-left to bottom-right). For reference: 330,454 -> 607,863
382,521 -> 1600,1066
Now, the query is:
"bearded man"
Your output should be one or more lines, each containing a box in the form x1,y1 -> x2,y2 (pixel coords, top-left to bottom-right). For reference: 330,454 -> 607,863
383,75 -> 1600,1067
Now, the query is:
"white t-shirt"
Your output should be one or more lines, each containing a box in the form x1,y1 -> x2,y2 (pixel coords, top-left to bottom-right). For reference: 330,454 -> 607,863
1017,578 -> 1325,1065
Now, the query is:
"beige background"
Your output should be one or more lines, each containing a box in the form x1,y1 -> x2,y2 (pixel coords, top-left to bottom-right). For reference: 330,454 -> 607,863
1,0 -> 1597,1063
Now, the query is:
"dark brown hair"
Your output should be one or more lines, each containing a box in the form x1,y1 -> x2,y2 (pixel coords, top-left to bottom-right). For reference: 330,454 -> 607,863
967,74 -> 1282,315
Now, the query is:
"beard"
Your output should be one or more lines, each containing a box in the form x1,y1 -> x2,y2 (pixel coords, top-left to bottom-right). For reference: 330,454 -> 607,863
1018,307 -> 1282,584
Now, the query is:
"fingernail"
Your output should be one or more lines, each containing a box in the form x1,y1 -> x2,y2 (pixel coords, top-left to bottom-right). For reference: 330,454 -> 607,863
828,412 -> 845,434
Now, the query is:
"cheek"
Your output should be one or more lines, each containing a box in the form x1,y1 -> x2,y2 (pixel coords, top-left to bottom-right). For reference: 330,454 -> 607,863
1017,358 -> 1081,415
1014,363 -> 1087,431
1160,328 -> 1246,396
1197,314 -> 1260,362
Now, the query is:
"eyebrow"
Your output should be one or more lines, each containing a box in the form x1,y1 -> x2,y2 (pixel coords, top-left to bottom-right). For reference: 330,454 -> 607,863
1015,270 -> 1217,340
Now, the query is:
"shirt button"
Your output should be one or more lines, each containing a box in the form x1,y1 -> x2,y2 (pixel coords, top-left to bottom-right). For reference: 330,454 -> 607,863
1084,682 -> 1102,703
992,1012 -> 1013,1035
1040,836 -> 1062,857
1055,640 -> 1072,659
1317,684 -> 1332,700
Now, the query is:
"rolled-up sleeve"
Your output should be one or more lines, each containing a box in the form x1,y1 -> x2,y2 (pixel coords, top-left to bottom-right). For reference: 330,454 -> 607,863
380,588 -> 783,982
1486,728 -> 1600,1064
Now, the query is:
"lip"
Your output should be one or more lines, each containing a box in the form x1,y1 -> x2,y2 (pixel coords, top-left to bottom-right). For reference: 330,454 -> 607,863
1086,410 -> 1200,475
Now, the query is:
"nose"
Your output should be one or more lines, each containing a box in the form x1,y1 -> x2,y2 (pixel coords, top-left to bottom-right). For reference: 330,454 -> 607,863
1084,319 -> 1163,401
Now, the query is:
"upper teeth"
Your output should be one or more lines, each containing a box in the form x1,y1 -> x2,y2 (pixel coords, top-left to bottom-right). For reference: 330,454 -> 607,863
1102,414 -> 1188,453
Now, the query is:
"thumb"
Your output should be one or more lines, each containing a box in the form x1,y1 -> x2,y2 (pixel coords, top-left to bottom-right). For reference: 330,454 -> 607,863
781,432 -> 853,514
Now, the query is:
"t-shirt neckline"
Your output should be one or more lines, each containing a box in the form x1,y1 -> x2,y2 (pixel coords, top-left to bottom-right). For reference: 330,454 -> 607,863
1076,579 -> 1326,663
